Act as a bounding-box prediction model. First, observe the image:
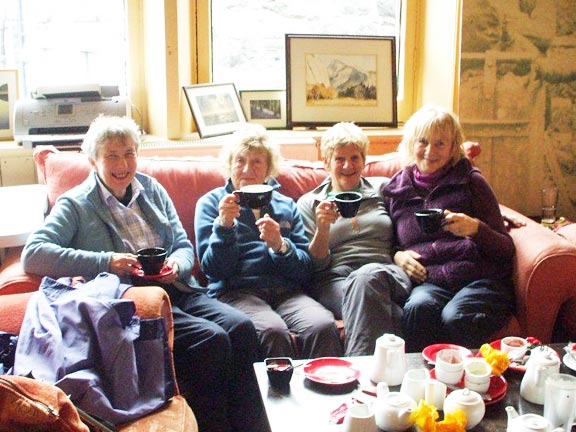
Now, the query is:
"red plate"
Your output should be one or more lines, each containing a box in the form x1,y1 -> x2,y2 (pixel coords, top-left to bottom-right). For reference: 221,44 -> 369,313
131,265 -> 173,280
430,368 -> 507,406
422,344 -> 473,365
478,340 -> 560,373
303,357 -> 360,385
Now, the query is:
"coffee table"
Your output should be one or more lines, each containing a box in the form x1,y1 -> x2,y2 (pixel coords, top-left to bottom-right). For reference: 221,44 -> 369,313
253,343 -> 575,432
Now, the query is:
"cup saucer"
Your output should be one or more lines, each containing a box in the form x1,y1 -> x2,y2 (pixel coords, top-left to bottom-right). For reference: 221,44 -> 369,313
131,265 -> 172,280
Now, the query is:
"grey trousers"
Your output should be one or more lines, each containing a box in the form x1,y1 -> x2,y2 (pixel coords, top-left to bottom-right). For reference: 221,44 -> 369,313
219,286 -> 343,360
310,262 -> 412,356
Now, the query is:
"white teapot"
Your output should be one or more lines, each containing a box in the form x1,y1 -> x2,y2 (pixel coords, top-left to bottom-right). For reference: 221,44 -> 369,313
505,406 -> 564,432
370,333 -> 407,386
520,350 -> 560,405
373,382 -> 416,431
443,388 -> 485,430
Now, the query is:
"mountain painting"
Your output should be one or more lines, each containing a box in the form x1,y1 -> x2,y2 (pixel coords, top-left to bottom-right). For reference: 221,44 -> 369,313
305,54 -> 377,107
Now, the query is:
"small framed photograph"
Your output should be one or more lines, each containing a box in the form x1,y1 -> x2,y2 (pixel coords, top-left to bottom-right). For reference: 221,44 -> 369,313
182,83 -> 247,138
0,70 -> 19,140
286,34 -> 397,129
240,90 -> 286,129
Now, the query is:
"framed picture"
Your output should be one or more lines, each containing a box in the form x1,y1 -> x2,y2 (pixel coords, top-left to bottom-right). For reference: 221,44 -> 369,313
286,34 -> 397,129
240,90 -> 286,129
182,83 -> 247,138
0,70 -> 19,140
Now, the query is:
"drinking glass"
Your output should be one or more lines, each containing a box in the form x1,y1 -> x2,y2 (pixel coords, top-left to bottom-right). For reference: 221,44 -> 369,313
541,187 -> 558,229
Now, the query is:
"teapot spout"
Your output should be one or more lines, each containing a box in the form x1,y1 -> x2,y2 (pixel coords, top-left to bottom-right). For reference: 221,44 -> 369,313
399,407 -> 414,424
505,406 -> 518,429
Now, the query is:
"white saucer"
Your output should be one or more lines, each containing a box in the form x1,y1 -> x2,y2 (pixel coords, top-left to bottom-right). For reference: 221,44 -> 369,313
563,353 -> 576,372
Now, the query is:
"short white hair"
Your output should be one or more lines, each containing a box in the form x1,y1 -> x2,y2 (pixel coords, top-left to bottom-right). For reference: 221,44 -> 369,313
220,123 -> 282,177
320,122 -> 369,161
81,115 -> 141,159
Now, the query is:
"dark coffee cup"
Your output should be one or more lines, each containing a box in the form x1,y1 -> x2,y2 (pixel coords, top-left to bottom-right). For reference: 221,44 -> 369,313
137,247 -> 167,276
414,208 -> 445,234
333,191 -> 362,218
265,357 -> 294,390
234,184 -> 273,210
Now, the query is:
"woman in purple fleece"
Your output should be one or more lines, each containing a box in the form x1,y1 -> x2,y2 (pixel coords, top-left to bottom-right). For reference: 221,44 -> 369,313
383,105 -> 515,352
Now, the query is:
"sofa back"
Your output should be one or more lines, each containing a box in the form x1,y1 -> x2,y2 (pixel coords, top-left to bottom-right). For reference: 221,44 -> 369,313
34,146 -> 403,245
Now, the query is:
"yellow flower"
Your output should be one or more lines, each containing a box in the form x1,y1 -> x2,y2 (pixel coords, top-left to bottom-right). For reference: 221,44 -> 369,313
410,400 -> 466,432
437,409 -> 467,432
411,399 -> 439,431
479,343 -> 509,376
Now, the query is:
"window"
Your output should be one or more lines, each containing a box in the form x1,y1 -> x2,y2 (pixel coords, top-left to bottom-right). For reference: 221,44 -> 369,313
0,0 -> 129,97
211,0 -> 402,93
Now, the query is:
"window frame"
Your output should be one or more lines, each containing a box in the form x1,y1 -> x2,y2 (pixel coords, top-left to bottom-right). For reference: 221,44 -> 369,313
195,0 -> 416,125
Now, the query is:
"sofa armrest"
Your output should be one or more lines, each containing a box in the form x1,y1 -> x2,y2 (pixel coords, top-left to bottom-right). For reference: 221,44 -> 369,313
122,286 -> 175,351
501,205 -> 576,342
0,247 -> 43,295
556,223 -> 576,245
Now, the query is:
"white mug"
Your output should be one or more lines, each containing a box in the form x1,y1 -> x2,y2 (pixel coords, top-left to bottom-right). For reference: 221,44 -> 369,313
342,404 -> 377,432
464,358 -> 492,394
501,336 -> 529,361
544,373 -> 576,430
435,348 -> 464,385
424,378 -> 447,410
400,368 -> 430,403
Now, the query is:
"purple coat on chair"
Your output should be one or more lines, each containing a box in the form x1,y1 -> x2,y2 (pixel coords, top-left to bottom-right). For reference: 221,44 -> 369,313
382,158 -> 514,290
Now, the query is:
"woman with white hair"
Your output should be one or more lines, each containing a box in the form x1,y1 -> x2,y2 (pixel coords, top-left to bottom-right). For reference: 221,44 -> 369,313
195,123 -> 342,359
297,122 -> 412,356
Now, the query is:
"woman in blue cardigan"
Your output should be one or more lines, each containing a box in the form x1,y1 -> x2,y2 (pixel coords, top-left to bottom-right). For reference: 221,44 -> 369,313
383,106 -> 516,353
195,123 -> 342,359
22,115 -> 265,432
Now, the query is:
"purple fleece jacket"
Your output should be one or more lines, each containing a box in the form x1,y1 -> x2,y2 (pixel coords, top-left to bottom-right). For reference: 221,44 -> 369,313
382,158 -> 514,290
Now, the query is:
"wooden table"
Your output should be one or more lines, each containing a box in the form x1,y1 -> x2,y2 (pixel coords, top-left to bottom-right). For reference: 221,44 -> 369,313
253,344 -> 576,432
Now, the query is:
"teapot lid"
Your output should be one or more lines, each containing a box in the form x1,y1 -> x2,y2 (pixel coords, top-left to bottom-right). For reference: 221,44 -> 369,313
382,391 -> 414,408
520,414 -> 551,429
378,333 -> 404,347
533,351 -> 560,367
450,388 -> 482,404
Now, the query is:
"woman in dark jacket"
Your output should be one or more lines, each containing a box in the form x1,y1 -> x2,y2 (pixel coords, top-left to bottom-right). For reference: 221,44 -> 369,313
383,105 -> 515,352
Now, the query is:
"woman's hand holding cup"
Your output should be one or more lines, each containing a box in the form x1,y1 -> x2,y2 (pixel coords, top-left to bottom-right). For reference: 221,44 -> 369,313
218,194 -> 241,228
315,199 -> 340,231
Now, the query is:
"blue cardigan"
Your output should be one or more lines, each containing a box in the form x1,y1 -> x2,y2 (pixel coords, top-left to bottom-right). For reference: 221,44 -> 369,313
194,178 -> 313,297
22,171 -> 196,286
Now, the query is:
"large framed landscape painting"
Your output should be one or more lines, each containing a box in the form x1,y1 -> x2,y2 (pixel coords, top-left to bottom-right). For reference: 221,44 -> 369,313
286,34 -> 397,129
0,70 -> 18,140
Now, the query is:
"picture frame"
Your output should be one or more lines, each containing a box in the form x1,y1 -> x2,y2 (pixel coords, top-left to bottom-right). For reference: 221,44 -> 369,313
240,90 -> 286,129
0,70 -> 19,140
286,34 -> 397,129
182,83 -> 247,138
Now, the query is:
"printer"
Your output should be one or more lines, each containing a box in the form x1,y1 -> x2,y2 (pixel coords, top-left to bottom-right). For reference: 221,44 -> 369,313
13,84 -> 130,149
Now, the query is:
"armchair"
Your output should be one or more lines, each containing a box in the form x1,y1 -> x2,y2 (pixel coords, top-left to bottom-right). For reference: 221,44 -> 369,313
0,285 -> 197,431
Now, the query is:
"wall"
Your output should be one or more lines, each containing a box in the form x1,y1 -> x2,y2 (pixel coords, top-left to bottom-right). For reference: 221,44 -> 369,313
459,0 -> 576,220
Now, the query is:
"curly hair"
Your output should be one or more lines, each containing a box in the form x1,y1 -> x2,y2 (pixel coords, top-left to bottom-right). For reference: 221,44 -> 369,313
220,123 -> 281,178
320,122 -> 370,162
81,115 -> 141,159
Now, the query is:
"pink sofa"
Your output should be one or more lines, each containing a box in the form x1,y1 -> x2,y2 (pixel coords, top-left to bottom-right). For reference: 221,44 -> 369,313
1,145 -> 576,346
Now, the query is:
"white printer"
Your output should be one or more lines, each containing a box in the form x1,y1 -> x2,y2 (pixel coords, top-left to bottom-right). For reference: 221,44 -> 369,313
13,84 -> 130,149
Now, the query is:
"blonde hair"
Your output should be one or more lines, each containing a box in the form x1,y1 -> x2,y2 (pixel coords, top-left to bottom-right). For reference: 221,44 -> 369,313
220,123 -> 281,178
81,115 -> 141,159
320,122 -> 370,162
399,105 -> 465,167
